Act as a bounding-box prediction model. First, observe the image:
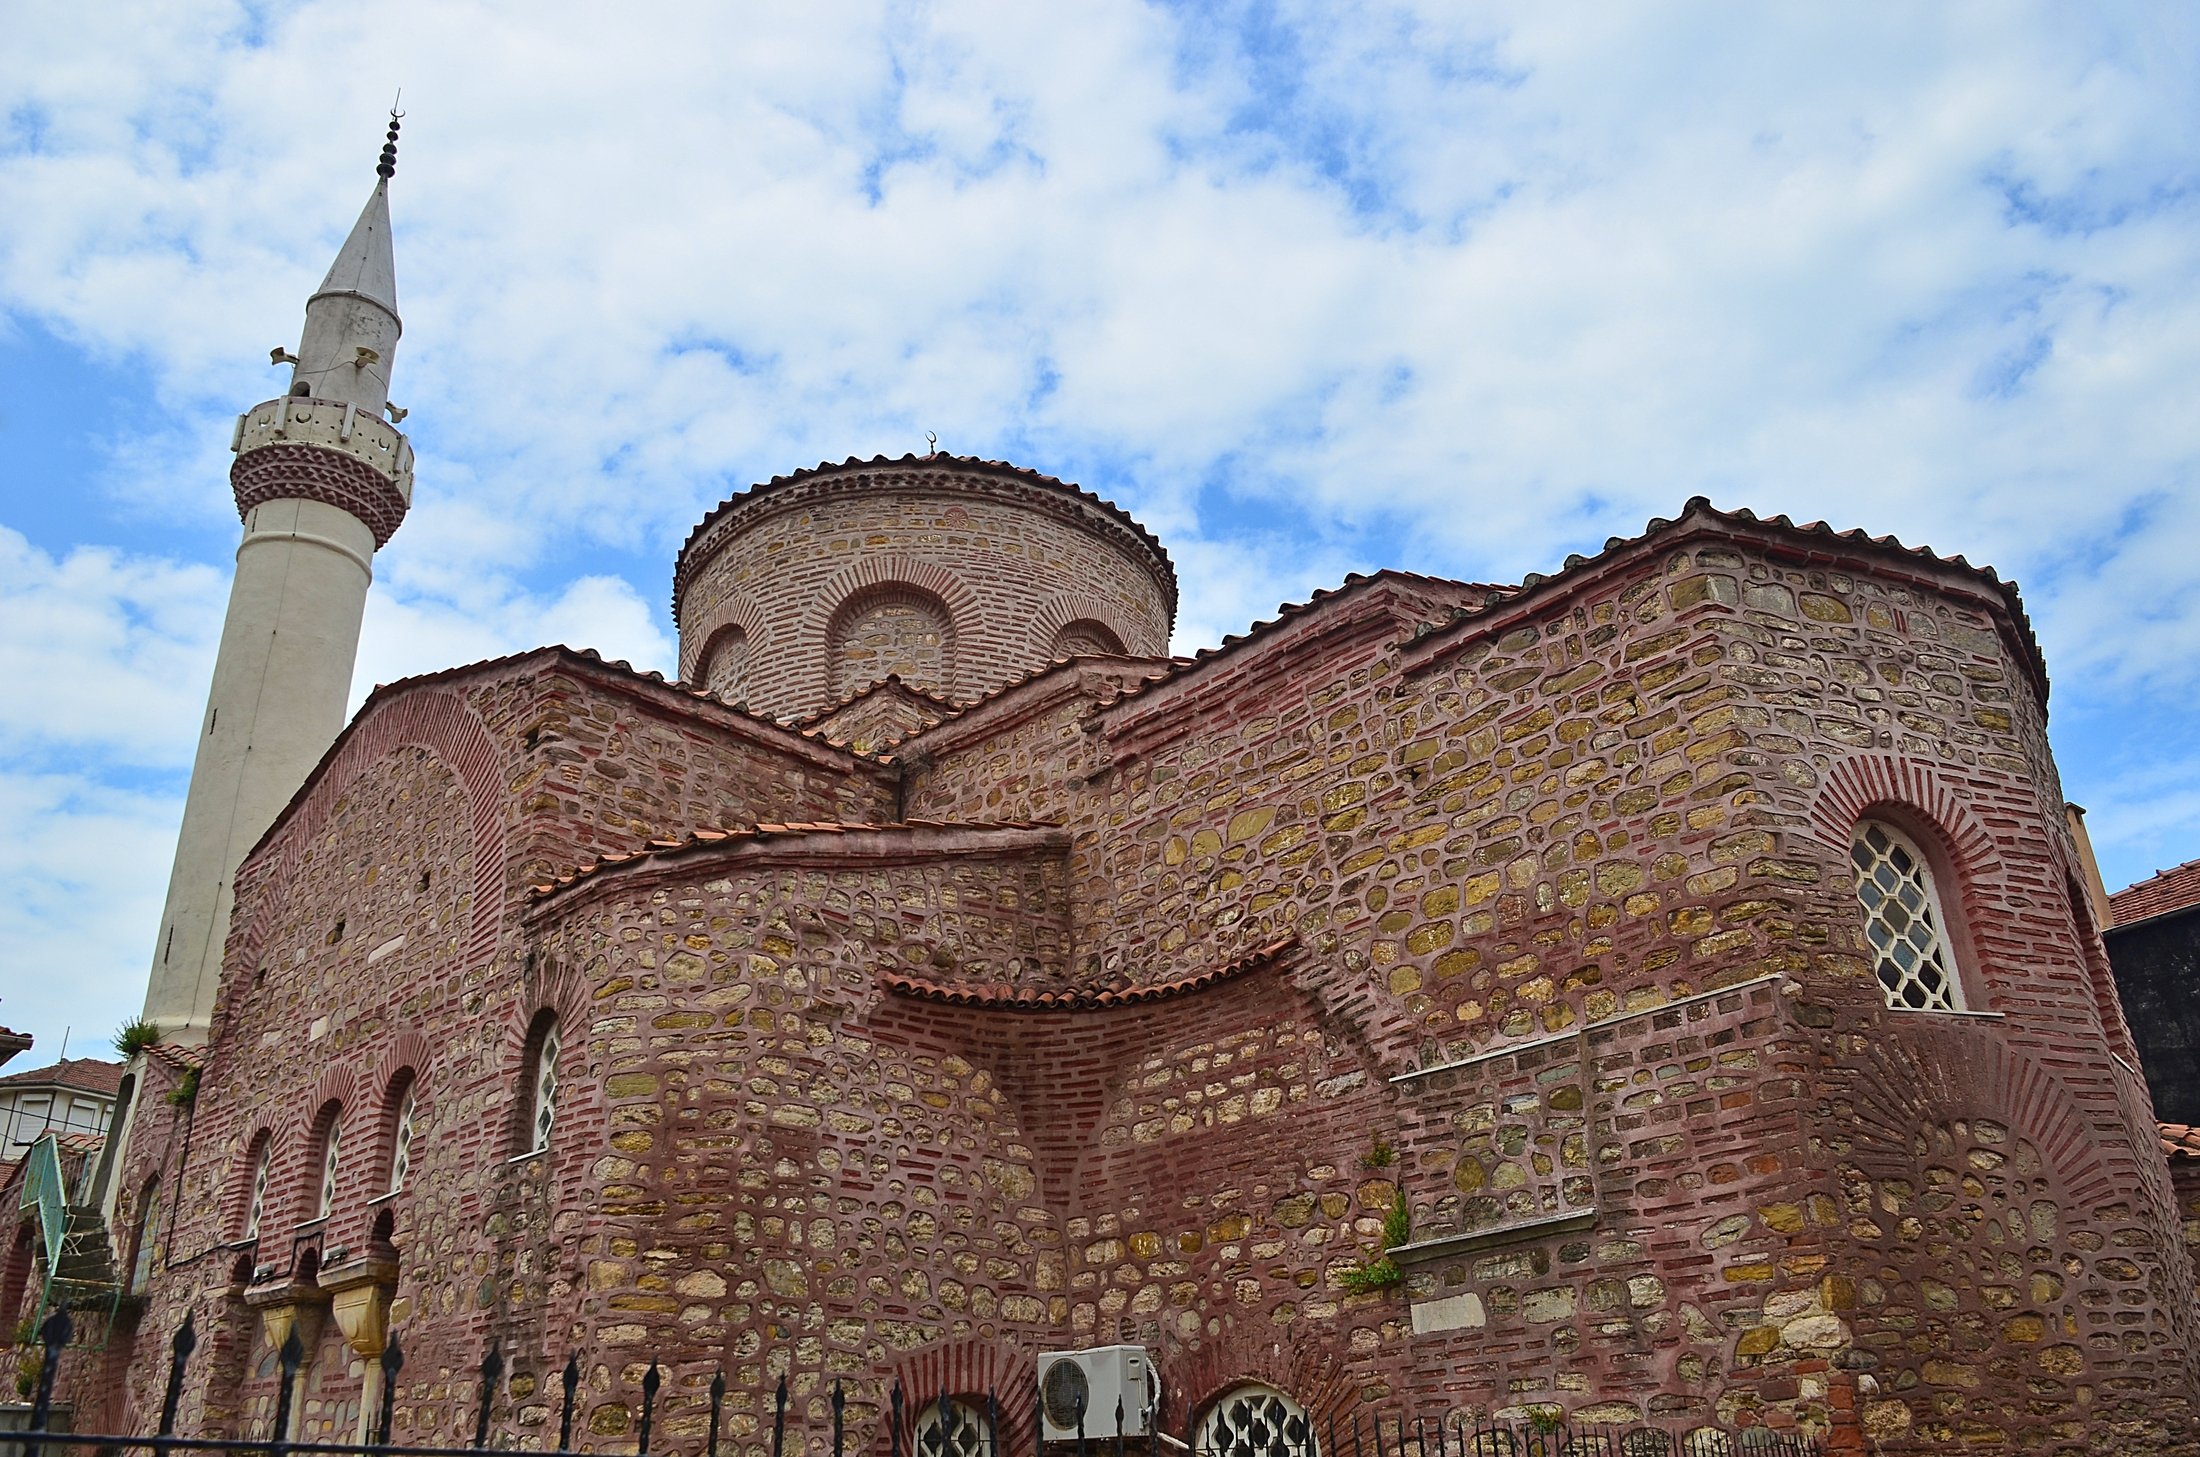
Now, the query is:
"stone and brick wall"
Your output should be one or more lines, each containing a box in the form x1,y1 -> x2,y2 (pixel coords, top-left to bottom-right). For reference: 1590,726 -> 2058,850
99,498 -> 2200,1454
673,458 -> 1176,720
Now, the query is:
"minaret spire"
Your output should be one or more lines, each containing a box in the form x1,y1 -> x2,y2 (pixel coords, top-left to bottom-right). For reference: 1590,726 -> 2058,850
289,108 -> 403,410
138,119 -> 417,1040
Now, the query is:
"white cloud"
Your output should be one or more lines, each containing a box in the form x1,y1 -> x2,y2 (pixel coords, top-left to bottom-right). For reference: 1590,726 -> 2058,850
3,0 -> 2200,1042
0,527 -> 223,767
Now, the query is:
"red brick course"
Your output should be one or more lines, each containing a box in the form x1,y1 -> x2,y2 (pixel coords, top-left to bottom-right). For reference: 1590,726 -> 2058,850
68,483 -> 2197,1455
674,458 -> 1176,720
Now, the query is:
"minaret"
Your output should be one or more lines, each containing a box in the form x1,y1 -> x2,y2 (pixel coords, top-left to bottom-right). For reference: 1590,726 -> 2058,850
141,117 -> 415,1040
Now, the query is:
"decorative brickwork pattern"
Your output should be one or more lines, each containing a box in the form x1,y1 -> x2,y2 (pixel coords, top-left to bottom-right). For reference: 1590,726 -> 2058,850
231,442 -> 410,547
89,494 -> 2200,1455
675,459 -> 1175,719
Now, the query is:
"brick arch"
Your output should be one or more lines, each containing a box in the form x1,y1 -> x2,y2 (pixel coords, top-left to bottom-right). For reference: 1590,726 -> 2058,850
1033,592 -> 1146,658
881,1340 -> 1040,1456
1802,753 -> 1997,870
1167,1334 -> 1359,1437
1803,752 -> 2006,1009
368,1030 -> 437,1097
502,950 -> 598,1159
1840,1017 -> 2115,1209
234,689 -> 504,986
694,621 -> 752,698
800,556 -> 985,705
223,1123 -> 278,1239
368,1029 -> 435,1191
265,1066 -> 362,1226
678,599 -> 761,684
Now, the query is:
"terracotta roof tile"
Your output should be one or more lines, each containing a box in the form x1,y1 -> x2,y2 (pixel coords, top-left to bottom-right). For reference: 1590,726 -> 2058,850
891,653 -> 1176,755
882,937 -> 1296,1011
1398,498 -> 2048,699
529,819 -> 1066,899
0,1056 -> 125,1095
57,1131 -> 105,1156
2160,1123 -> 2200,1162
793,673 -> 968,729
143,1042 -> 208,1074
2110,859 -> 2200,928
1091,571 -> 1504,714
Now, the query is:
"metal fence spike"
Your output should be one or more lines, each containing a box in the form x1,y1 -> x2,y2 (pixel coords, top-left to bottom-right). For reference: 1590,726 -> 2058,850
638,1360 -> 662,1457
892,1382 -> 906,1457
558,1353 -> 580,1452
377,1333 -> 405,1446
709,1370 -> 727,1457
774,1373 -> 790,1457
474,1341 -> 503,1450
833,1379 -> 847,1457
157,1313 -> 196,1436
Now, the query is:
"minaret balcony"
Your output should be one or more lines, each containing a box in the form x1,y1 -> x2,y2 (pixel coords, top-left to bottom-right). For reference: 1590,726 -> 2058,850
231,396 -> 414,504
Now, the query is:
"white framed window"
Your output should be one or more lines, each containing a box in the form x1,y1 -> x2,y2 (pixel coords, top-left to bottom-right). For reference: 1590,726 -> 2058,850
1851,819 -> 1965,1012
1196,1385 -> 1316,1457
531,1020 -> 560,1154
389,1086 -> 416,1194
916,1398 -> 992,1457
317,1114 -> 343,1219
245,1141 -> 270,1240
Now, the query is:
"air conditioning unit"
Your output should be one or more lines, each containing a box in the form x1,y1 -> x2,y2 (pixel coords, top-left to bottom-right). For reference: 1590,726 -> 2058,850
1037,1345 -> 1157,1440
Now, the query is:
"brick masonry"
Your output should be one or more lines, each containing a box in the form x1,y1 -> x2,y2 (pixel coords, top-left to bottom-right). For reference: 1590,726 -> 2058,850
673,457 -> 1176,720
33,478 -> 2196,1455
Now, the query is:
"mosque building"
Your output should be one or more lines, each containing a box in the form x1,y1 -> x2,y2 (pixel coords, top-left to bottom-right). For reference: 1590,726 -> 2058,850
9,129 -> 2196,1457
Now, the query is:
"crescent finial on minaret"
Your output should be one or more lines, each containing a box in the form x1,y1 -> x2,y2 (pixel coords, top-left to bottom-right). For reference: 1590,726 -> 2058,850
377,95 -> 402,180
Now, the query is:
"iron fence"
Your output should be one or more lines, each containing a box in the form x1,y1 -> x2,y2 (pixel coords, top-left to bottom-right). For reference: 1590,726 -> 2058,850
6,1309 -> 1825,1457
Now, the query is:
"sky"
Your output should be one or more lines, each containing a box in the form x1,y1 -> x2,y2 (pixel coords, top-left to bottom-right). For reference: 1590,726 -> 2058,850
2,1 -> 2197,1064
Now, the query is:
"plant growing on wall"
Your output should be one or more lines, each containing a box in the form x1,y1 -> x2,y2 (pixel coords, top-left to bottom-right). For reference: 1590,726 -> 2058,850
113,1017 -> 161,1057
1341,1188 -> 1412,1293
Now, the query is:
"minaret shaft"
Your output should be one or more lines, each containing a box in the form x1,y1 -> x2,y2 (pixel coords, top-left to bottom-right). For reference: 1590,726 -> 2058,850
142,498 -> 377,1036
140,136 -> 411,1041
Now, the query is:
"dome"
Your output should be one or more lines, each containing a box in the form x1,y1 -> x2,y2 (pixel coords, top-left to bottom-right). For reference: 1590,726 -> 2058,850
673,454 -> 1176,720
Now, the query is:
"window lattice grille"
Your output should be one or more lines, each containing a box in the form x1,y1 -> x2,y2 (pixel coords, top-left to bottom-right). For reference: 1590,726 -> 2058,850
390,1087 -> 416,1194
1851,821 -> 1963,1012
533,1022 -> 561,1154
318,1116 -> 343,1219
916,1400 -> 991,1457
1197,1386 -> 1316,1457
245,1146 -> 269,1240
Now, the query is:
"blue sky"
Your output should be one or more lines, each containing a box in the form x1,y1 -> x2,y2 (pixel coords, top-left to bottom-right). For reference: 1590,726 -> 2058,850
3,1 -> 2198,1062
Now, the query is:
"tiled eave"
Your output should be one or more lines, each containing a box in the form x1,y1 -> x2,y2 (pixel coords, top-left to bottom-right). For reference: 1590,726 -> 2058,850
882,936 -> 1296,1012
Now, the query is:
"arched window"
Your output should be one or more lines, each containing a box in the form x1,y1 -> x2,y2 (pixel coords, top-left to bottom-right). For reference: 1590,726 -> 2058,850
243,1135 -> 272,1241
528,1015 -> 561,1155
1050,619 -> 1125,659
828,585 -> 954,702
130,1178 -> 162,1294
386,1079 -> 417,1195
916,1397 -> 993,1457
701,626 -> 750,701
1197,1386 -> 1315,1457
312,1105 -> 343,1220
1851,819 -> 1965,1011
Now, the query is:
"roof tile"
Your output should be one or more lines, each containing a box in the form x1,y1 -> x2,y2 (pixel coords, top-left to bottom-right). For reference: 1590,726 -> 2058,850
2111,859 -> 2200,928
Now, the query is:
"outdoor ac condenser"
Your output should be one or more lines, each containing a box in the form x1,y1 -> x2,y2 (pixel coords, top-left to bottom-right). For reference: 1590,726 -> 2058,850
1037,1345 -> 1157,1440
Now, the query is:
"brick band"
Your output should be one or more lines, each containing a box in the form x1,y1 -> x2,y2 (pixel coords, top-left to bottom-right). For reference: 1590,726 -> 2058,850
231,442 -> 409,548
